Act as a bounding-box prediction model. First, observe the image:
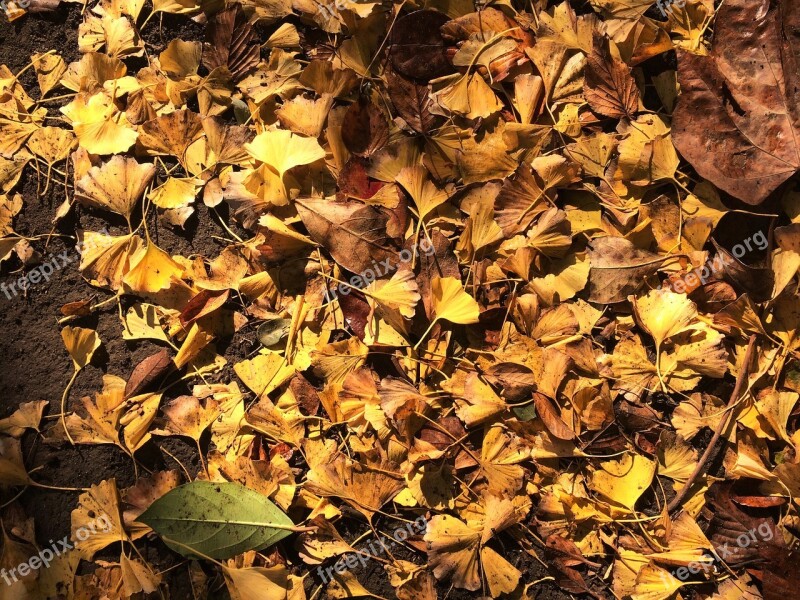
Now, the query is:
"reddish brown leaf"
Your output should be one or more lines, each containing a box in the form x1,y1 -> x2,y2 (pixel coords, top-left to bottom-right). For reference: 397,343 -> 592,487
202,4 -> 260,81
389,9 -> 453,81
585,33 -> 640,119
532,392 -> 575,441
125,349 -> 174,399
179,288 -> 230,329
672,0 -> 800,204
341,98 -> 390,157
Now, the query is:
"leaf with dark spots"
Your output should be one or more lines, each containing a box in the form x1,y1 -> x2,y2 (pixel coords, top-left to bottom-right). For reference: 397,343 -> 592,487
587,237 -> 667,304
389,9 -> 454,81
341,99 -> 390,157
202,4 -> 260,82
179,288 -> 230,329
125,349 -> 174,399
295,197 -> 399,275
672,0 -> 800,204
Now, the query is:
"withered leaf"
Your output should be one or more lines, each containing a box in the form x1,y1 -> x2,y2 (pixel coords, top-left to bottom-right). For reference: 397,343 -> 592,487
387,69 -> 441,134
341,98 -> 389,157
585,33 -> 639,119
295,197 -> 399,275
587,237 -> 667,304
179,289 -> 230,329
672,0 -> 800,204
202,4 -> 260,82
125,349 -> 174,399
389,9 -> 453,81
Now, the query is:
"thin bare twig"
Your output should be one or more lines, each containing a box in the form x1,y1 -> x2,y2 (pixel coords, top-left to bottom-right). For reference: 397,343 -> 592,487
667,334 -> 758,513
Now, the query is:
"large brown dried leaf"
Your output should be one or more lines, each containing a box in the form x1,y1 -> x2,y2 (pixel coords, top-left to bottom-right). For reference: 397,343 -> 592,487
585,34 -> 639,119
202,4 -> 260,82
295,197 -> 399,275
672,0 -> 800,204
587,237 -> 667,304
387,69 -> 441,134
388,9 -> 453,82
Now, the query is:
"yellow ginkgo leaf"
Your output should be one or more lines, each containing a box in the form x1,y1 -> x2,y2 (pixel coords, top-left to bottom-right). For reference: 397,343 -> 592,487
0,400 -> 48,437
60,92 -> 138,155
120,554 -> 162,596
0,437 -> 32,486
395,165 -> 449,221
32,52 -> 66,96
26,126 -> 76,165
589,453 -> 656,512
436,74 -> 504,120
431,277 -> 480,325
631,563 -> 684,600
158,39 -> 201,78
70,478 -> 129,559
123,242 -> 184,294
632,288 -> 697,350
234,351 -> 296,399
244,128 -> 326,180
78,231 -> 142,290
75,156 -> 156,222
222,565 -> 289,600
61,326 -> 101,371
148,177 -> 202,209
363,269 -> 420,319
78,13 -> 143,58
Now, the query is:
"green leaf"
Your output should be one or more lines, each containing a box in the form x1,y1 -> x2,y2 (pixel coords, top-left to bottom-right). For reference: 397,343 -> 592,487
138,481 -> 295,559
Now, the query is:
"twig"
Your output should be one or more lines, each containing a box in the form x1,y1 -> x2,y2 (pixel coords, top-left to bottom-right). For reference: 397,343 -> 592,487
667,334 -> 758,513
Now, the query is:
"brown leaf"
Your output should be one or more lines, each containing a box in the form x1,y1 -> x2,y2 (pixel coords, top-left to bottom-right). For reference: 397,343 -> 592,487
587,237 -> 666,304
483,363 -> 536,402
711,240 -> 774,302
337,288 -> 370,339
341,98 -> 389,157
124,349 -> 174,400
336,156 -> 386,202
202,4 -> 260,82
532,392 -> 575,441
389,9 -> 453,81
387,69 -> 441,134
295,197 -> 399,275
179,289 -> 230,329
289,375 -> 320,416
585,33 -> 639,119
672,0 -> 800,204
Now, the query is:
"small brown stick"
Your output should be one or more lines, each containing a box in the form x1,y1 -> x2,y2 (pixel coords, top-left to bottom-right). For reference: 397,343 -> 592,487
667,334 -> 758,513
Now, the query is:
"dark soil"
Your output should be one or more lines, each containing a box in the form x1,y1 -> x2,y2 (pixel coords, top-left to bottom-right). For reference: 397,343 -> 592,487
0,7 -> 578,599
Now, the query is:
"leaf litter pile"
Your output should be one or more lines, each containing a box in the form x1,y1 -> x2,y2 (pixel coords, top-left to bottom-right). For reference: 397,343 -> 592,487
1,0 -> 800,598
